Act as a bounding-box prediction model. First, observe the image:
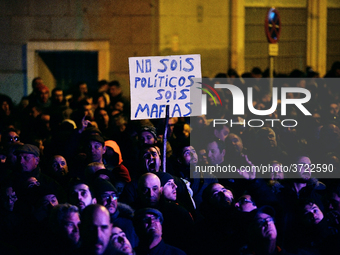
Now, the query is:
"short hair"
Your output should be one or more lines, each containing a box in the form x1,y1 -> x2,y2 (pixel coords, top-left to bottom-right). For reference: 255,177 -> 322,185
140,144 -> 161,158
68,178 -> 94,198
297,198 -> 322,216
49,203 -> 79,233
207,138 -> 225,152
109,80 -> 121,88
52,87 -> 63,95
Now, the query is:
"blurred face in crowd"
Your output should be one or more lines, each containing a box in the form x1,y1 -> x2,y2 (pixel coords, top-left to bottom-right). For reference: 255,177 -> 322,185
140,131 -> 156,145
183,124 -> 191,138
53,90 -> 64,103
207,141 -> 225,165
139,213 -> 162,240
226,133 -> 243,156
181,146 -> 198,166
209,183 -> 233,208
70,184 -> 96,211
329,192 -> 340,213
303,203 -> 324,225
142,147 -> 161,173
114,101 -> 124,112
98,109 -> 109,127
109,85 -> 121,98
41,194 -> 59,208
27,177 -> 40,188
214,125 -> 230,141
83,104 -> 93,118
270,162 -> 284,180
99,191 -> 118,215
81,206 -> 112,255
162,179 -> 177,201
87,141 -> 106,163
111,227 -> 134,255
2,186 -> 17,212
235,195 -> 257,212
254,213 -> 277,240
260,128 -> 277,149
17,153 -> 39,172
5,131 -> 20,145
330,103 -> 339,117
62,212 -> 81,245
139,173 -> 162,207
2,100 -> 10,115
35,194 -> 59,221
79,83 -> 88,94
31,106 -> 41,118
97,96 -> 106,109
296,156 -> 312,180
51,155 -> 68,176
39,88 -> 49,103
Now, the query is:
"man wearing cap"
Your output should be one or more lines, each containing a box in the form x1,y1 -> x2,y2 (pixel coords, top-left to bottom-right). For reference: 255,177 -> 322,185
94,178 -> 139,248
136,173 -> 193,253
133,208 -> 186,255
14,144 -> 62,196
15,144 -> 41,173
86,133 -> 106,164
155,172 -> 177,202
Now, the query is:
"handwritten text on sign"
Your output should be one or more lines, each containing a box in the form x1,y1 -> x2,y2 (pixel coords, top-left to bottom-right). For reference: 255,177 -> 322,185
129,54 -> 201,120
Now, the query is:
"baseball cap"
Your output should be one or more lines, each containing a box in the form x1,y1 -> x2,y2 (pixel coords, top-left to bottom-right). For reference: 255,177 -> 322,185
134,208 -> 164,224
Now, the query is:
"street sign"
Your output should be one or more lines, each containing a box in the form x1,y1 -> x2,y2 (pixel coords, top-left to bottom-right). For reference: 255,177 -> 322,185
268,43 -> 279,56
265,8 -> 281,43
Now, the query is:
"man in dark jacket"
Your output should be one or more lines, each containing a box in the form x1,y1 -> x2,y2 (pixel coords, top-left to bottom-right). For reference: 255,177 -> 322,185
133,208 -> 186,255
94,178 -> 138,248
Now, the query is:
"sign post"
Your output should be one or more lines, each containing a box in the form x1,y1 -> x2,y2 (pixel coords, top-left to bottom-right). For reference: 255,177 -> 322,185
265,7 -> 281,90
129,54 -> 202,172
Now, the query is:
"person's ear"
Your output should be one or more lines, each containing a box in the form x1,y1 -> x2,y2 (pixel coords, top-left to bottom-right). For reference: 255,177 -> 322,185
92,198 -> 97,204
222,149 -> 226,157
103,146 -> 106,154
35,156 -> 40,164
160,187 -> 163,194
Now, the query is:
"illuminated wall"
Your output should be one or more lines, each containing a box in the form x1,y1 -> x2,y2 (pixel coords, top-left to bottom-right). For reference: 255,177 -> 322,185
159,0 -> 230,78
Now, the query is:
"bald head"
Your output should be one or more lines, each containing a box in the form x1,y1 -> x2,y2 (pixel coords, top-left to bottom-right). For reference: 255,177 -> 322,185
81,204 -> 112,255
138,173 -> 162,207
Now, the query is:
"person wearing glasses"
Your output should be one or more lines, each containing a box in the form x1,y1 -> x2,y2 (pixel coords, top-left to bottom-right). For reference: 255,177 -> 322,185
133,208 -> 186,255
241,206 -> 286,255
235,194 -> 257,212
94,178 -> 139,249
1,127 -> 20,150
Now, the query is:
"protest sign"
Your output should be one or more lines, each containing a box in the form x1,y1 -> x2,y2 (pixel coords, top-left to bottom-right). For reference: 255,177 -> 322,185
129,54 -> 202,120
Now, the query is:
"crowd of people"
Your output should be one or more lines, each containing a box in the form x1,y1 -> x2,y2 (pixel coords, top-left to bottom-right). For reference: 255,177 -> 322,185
0,62 -> 340,254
